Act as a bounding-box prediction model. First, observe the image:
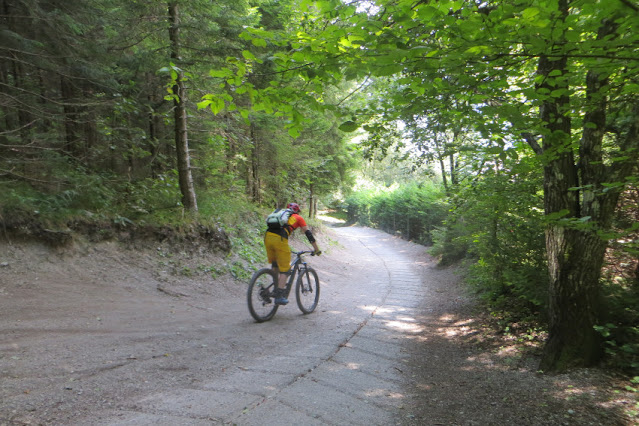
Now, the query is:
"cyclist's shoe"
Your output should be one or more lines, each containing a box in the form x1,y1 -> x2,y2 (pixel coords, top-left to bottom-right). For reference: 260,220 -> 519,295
274,288 -> 289,305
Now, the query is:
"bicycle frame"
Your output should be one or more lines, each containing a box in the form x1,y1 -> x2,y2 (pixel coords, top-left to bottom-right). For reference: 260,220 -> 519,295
281,250 -> 312,297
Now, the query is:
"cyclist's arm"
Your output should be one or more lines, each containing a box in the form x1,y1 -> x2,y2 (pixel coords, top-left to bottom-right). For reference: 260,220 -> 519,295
300,225 -> 320,253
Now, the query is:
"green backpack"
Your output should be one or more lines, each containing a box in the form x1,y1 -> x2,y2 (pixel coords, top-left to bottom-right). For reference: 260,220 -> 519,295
266,208 -> 293,230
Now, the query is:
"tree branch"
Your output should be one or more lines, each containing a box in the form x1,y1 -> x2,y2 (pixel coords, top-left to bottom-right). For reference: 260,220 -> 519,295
336,75 -> 371,106
521,132 -> 543,155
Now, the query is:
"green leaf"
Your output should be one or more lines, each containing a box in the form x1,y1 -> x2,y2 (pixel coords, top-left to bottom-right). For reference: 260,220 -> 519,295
252,38 -> 267,48
210,69 -> 231,78
338,121 -> 359,132
209,98 -> 225,115
374,64 -> 404,77
197,100 -> 211,110
521,7 -> 540,20
288,127 -> 300,138
545,209 -> 571,221
242,50 -> 257,61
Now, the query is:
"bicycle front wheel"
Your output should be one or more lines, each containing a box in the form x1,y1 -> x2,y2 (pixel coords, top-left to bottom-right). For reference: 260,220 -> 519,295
295,267 -> 320,314
247,268 -> 278,322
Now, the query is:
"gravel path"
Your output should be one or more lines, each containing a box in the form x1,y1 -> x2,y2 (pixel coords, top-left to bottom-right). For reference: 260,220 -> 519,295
0,223 -> 636,425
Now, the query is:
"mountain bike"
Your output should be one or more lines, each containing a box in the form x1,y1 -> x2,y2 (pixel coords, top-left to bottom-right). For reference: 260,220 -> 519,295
247,250 -> 320,322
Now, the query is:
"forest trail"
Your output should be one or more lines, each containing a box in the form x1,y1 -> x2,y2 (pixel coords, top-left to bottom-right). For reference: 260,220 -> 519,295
0,224 -> 630,425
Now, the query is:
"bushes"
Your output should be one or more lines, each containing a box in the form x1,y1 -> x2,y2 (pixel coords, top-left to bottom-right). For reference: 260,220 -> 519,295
598,279 -> 639,374
344,182 -> 447,245
440,168 -> 548,312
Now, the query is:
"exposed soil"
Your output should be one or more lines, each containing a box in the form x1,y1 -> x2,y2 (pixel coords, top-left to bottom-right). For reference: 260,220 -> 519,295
0,220 -> 637,425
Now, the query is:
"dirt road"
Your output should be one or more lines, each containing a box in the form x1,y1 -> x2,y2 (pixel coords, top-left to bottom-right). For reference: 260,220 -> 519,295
0,224 -> 633,425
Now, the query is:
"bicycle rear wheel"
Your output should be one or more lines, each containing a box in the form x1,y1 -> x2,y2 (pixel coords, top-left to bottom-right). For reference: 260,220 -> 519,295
295,267 -> 320,314
247,268 -> 278,322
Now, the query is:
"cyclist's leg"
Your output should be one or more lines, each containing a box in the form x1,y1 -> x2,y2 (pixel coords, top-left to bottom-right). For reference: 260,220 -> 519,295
272,237 -> 291,305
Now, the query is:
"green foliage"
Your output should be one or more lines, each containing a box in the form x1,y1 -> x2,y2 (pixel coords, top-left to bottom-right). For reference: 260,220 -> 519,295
0,171 -> 120,224
345,181 -> 447,245
434,150 -> 548,311
217,204 -> 269,281
596,279 -> 639,374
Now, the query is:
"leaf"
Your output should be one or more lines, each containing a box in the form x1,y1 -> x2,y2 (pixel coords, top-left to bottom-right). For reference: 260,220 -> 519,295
252,38 -> 267,47
288,127 -> 300,138
210,69 -> 231,78
338,121 -> 359,132
374,64 -> 404,77
521,7 -> 540,20
197,100 -> 211,110
242,50 -> 257,61
209,98 -> 225,115
545,209 -> 571,221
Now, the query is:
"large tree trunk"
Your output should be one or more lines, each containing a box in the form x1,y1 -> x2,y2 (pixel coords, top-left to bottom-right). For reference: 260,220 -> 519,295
534,0 -> 601,372
168,1 -> 197,211
540,228 -> 605,371
534,7 -> 637,372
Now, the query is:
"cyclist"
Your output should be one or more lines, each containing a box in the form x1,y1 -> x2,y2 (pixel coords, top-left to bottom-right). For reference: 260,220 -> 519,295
264,202 -> 321,305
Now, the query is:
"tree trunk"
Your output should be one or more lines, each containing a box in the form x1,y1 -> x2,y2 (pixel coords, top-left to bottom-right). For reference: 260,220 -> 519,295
540,228 -> 606,371
249,123 -> 261,203
449,153 -> 457,186
60,75 -> 81,159
168,1 -> 197,211
432,134 -> 449,193
309,185 -> 315,218
535,1 -> 623,372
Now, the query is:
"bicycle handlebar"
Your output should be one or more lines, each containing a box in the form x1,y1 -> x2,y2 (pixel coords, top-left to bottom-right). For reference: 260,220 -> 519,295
291,250 -> 317,256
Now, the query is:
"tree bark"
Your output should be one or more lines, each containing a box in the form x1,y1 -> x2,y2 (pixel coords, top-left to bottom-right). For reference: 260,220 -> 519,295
535,5 -> 633,372
249,123 -> 261,203
60,75 -> 81,159
309,184 -> 315,218
168,1 -> 197,211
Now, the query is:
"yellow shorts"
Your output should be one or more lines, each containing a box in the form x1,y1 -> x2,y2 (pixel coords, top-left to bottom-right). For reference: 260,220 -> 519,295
264,232 -> 291,273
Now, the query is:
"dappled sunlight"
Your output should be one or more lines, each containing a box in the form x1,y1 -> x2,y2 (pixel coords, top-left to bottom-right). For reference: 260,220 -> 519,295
365,389 -> 405,400
494,345 -> 521,359
374,306 -> 416,316
384,319 -> 424,334
435,317 -> 478,339
401,334 -> 429,342
393,315 -> 418,323
438,314 -> 455,322
372,306 -> 396,314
